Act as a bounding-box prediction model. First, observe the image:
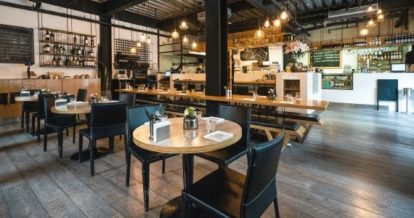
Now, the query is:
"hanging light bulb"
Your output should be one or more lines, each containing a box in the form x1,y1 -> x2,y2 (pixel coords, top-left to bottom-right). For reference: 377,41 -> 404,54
264,18 -> 271,28
179,21 -> 188,30
136,41 -> 142,47
377,13 -> 385,22
254,27 -> 265,40
360,28 -> 369,36
130,47 -> 136,54
146,35 -> 151,43
171,29 -> 179,39
367,5 -> 373,12
273,18 -> 281,28
140,33 -> 146,41
280,11 -> 288,21
191,40 -> 197,49
366,18 -> 376,28
377,9 -> 382,14
182,35 -> 189,44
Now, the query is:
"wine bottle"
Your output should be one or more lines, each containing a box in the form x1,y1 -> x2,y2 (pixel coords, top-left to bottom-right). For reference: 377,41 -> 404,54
84,36 -> 88,45
65,57 -> 70,66
77,46 -> 82,56
52,56 -> 57,66
45,30 -> 50,41
73,35 -> 77,44
57,56 -> 62,67
91,38 -> 94,46
59,45 -> 64,54
43,43 -> 51,53
53,44 -> 58,54
50,32 -> 55,42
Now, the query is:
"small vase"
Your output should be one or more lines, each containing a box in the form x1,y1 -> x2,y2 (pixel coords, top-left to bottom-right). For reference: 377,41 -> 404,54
183,115 -> 198,130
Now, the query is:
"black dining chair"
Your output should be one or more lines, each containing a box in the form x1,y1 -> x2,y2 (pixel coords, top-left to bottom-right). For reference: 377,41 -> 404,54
196,104 -> 251,167
126,104 -> 176,211
78,102 -> 127,176
32,93 -> 46,141
43,94 -> 77,159
119,93 -> 136,107
76,89 -> 87,101
22,90 -> 40,132
182,136 -> 284,218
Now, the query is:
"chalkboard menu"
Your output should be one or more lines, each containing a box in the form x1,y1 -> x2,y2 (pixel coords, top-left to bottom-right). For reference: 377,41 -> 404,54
310,50 -> 340,68
240,47 -> 269,61
0,24 -> 34,64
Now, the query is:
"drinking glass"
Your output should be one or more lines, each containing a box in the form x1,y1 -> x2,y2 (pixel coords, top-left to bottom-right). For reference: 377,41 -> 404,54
205,118 -> 216,133
196,110 -> 203,122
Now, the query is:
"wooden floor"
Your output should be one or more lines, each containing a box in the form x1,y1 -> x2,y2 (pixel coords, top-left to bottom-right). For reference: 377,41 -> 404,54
1,105 -> 414,218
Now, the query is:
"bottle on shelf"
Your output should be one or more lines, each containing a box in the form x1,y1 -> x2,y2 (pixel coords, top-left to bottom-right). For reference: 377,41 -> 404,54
57,56 -> 62,67
73,35 -> 77,45
45,30 -> 50,41
65,57 -> 71,66
75,57 -> 80,66
91,37 -> 94,46
84,36 -> 88,45
59,45 -> 65,55
43,43 -> 51,53
50,31 -> 55,42
52,56 -> 57,67
52,44 -> 58,54
77,46 -> 82,56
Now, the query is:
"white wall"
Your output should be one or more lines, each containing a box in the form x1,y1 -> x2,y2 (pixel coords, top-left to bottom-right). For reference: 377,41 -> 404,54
0,1 -> 99,79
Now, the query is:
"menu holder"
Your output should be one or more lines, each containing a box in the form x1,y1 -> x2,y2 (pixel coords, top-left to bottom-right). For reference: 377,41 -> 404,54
20,91 -> 30,97
55,98 -> 68,110
203,131 -> 234,142
151,121 -> 171,142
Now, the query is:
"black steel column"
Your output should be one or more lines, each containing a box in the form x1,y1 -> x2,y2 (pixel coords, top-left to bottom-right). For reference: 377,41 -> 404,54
98,15 -> 112,92
205,0 -> 228,115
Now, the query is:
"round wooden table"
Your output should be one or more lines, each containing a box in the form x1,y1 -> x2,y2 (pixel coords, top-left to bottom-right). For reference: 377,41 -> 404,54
51,102 -> 91,115
14,96 -> 38,102
133,117 -> 242,217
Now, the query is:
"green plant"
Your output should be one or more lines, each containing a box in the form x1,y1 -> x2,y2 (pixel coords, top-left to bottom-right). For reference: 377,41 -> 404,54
185,107 -> 196,117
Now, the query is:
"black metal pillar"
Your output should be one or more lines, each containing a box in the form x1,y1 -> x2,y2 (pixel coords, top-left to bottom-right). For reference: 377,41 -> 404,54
98,15 -> 112,92
205,0 -> 228,115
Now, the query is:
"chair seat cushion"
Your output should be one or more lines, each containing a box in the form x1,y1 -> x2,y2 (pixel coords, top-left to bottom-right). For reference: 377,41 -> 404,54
251,117 -> 300,131
129,144 -> 175,163
183,167 -> 245,217
196,144 -> 247,166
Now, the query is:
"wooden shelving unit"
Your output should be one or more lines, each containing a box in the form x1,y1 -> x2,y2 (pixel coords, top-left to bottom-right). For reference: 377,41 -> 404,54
38,28 -> 96,69
283,80 -> 300,97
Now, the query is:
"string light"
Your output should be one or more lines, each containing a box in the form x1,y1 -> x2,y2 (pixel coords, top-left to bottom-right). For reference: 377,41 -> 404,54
263,18 -> 270,28
377,13 -> 384,22
366,18 -> 376,28
171,29 -> 179,39
273,18 -> 281,28
183,35 -> 189,44
191,41 -> 197,49
280,11 -> 288,21
179,21 -> 188,30
360,28 -> 369,36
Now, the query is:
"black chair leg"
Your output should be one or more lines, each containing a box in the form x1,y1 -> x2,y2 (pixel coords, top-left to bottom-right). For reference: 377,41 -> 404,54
125,149 -> 131,186
37,117 -> 41,142
58,130 -> 63,159
78,133 -> 83,162
90,140 -> 95,176
21,110 -> 24,129
31,115 -> 35,136
162,159 -> 166,174
72,125 -> 76,144
25,112 -> 30,132
274,198 -> 280,218
142,163 -> 150,211
43,128 -> 47,151
65,128 -> 69,136
109,136 -> 114,153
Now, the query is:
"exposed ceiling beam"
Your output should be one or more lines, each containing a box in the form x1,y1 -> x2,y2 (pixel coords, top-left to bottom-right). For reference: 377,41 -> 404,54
102,0 -> 146,15
245,0 -> 277,15
269,0 -> 310,36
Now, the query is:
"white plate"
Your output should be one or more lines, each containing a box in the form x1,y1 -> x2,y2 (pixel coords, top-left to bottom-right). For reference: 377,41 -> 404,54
203,131 -> 234,142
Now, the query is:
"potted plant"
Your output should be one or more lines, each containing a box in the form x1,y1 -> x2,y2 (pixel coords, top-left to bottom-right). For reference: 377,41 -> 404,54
183,107 -> 198,130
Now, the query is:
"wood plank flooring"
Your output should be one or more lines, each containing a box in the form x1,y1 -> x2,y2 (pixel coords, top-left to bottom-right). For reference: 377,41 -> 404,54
0,105 -> 414,218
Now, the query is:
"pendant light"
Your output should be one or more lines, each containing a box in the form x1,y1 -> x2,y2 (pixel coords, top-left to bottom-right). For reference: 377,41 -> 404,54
191,0 -> 197,49
366,18 -> 376,28
377,13 -> 384,22
171,0 -> 180,39
273,18 -> 281,28
360,27 -> 369,36
183,35 -> 189,44
254,26 -> 265,40
367,5 -> 374,12
263,17 -> 271,28
179,21 -> 188,30
280,9 -> 289,22
377,9 -> 382,15
146,35 -> 151,44
191,40 -> 198,49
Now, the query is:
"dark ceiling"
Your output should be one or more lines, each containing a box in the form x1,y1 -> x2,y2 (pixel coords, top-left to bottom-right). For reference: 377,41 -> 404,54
30,0 -> 414,35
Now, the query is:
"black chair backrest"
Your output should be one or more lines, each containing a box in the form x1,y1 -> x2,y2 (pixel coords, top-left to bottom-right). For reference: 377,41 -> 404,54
65,94 -> 75,103
36,93 -> 47,117
89,102 -> 127,130
218,104 -> 251,148
43,94 -> 68,124
126,104 -> 162,146
76,89 -> 87,101
119,93 -> 136,107
234,86 -> 250,95
257,86 -> 270,96
241,136 -> 284,217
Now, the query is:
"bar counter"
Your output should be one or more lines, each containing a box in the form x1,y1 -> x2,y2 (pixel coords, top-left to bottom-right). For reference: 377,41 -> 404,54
117,89 -> 329,111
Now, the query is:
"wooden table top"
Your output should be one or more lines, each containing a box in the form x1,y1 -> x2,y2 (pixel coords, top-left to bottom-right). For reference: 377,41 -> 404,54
117,89 -> 329,111
14,96 -> 38,102
133,117 -> 242,154
233,80 -> 276,85
51,102 -> 91,115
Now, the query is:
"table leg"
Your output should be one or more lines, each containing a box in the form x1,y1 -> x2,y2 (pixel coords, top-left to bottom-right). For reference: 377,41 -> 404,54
182,154 -> 194,190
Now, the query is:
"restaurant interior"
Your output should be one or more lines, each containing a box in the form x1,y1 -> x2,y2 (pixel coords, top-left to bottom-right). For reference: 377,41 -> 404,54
0,0 -> 413,217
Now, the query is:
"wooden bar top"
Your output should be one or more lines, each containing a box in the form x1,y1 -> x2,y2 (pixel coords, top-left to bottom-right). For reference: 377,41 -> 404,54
117,89 -> 329,111
233,80 -> 276,85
